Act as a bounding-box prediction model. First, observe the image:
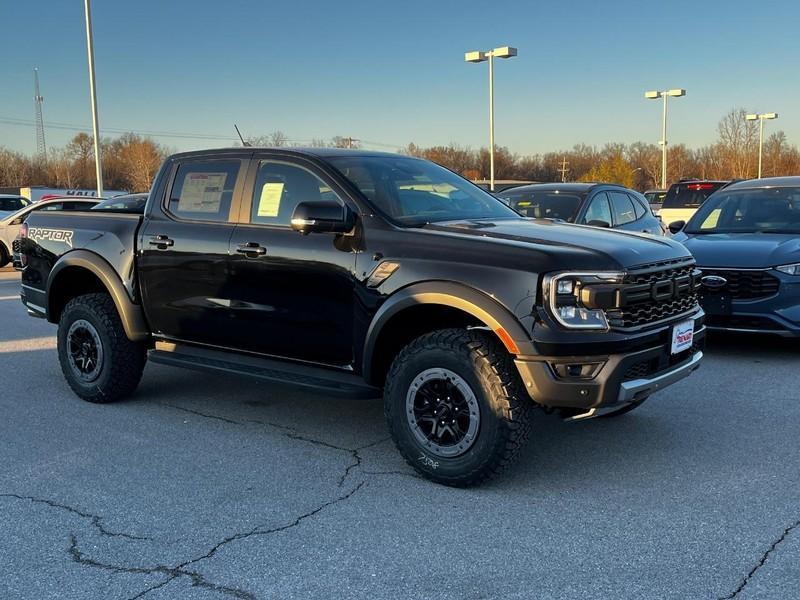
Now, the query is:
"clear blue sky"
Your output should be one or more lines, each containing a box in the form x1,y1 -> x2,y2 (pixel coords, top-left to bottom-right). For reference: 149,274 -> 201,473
1,0 -> 798,156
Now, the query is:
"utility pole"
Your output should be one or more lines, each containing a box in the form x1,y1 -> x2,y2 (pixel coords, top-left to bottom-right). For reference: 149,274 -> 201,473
84,0 -> 103,196
33,68 -> 47,161
557,157 -> 569,182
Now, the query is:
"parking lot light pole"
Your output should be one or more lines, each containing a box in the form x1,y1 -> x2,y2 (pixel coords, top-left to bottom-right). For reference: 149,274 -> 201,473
746,112 -> 778,178
465,46 -> 518,191
84,0 -> 103,197
645,88 -> 686,189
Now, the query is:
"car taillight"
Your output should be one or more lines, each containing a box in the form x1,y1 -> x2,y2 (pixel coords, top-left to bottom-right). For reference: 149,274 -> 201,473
687,183 -> 715,190
19,223 -> 29,267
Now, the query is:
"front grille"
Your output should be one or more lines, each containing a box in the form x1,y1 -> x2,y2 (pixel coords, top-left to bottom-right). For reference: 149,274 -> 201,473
699,269 -> 780,299
605,261 -> 699,329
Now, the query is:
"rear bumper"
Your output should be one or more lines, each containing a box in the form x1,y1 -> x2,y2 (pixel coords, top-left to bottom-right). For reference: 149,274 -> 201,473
514,325 -> 705,410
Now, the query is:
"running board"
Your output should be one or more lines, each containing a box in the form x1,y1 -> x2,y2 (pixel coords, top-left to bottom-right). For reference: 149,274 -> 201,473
148,343 -> 380,398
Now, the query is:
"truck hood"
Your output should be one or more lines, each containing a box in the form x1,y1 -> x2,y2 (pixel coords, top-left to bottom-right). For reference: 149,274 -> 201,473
674,232 -> 800,268
423,218 -> 690,270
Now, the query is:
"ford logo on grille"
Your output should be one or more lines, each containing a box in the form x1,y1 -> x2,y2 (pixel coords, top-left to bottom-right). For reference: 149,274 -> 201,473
701,275 -> 727,289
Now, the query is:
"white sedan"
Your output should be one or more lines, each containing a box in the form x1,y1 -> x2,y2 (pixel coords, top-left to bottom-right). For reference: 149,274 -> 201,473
0,198 -> 98,268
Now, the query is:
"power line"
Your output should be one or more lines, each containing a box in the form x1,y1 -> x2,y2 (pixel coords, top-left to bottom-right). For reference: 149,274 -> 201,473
0,116 -> 405,149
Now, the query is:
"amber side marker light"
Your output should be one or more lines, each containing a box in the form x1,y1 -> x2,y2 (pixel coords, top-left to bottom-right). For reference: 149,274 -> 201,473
494,327 -> 520,354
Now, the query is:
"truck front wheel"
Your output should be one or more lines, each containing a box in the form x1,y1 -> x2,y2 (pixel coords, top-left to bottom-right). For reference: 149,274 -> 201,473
384,329 -> 532,486
57,293 -> 146,403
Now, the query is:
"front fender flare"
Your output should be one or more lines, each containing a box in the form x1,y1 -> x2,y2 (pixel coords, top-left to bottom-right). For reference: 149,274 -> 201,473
362,281 -> 535,384
47,250 -> 149,341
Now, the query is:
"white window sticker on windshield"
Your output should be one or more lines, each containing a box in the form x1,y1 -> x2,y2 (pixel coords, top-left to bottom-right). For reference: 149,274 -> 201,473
179,172 -> 227,213
257,182 -> 284,217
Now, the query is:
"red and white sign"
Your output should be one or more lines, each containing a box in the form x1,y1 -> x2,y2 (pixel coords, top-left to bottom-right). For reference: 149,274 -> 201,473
671,320 -> 694,355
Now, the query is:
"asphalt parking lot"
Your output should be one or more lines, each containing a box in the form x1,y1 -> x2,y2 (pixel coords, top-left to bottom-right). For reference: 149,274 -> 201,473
1,268 -> 798,600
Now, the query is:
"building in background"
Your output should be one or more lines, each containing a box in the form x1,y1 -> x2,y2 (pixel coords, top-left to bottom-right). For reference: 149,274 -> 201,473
0,186 -> 127,202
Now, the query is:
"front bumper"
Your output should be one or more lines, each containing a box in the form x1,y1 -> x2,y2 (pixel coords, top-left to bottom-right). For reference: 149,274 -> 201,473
514,325 -> 705,410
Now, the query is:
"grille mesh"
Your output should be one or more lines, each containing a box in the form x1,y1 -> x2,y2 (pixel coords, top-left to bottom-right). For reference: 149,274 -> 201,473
699,269 -> 780,300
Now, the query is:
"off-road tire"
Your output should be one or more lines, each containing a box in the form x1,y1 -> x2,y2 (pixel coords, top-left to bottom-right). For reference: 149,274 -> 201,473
0,244 -> 9,268
598,396 -> 648,418
57,293 -> 146,403
384,328 -> 533,486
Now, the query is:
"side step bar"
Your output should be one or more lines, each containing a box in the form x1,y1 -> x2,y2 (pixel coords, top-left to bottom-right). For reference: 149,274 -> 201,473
148,343 -> 381,399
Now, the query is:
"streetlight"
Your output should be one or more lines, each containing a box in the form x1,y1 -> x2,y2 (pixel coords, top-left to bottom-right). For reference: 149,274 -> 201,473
644,88 -> 686,189
84,0 -> 103,196
746,112 -> 778,178
465,46 -> 518,191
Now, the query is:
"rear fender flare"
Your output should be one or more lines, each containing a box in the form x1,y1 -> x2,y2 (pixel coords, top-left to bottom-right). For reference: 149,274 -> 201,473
47,250 -> 149,341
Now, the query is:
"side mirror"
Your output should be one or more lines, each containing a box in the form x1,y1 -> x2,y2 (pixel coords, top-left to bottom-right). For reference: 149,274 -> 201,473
586,219 -> 611,228
668,220 -> 686,234
291,201 -> 355,235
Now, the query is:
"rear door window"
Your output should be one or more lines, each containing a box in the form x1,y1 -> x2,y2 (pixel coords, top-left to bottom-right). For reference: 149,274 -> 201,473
629,193 -> 647,219
608,191 -> 637,225
167,160 -> 242,222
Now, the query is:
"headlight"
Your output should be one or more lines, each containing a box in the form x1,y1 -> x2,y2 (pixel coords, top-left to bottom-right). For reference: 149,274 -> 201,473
776,263 -> 800,276
544,272 -> 624,330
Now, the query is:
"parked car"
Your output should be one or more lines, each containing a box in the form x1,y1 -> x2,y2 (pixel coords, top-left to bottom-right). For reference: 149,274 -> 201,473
0,194 -> 31,218
496,183 -> 663,235
91,193 -> 148,214
671,177 -> 800,336
1,198 -> 98,268
473,180 -> 537,193
659,180 -> 729,225
18,148 -> 704,486
644,189 -> 667,212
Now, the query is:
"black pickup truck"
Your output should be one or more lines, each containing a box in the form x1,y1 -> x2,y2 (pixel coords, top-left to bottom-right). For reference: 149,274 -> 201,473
17,148 -> 705,485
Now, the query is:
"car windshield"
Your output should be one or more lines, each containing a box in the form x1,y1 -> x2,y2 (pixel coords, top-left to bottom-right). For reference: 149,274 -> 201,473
497,189 -> 583,222
326,156 -> 520,226
685,187 -> 800,234
662,182 -> 726,209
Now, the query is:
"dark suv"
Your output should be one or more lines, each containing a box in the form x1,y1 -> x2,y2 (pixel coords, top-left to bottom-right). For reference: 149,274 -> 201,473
497,183 -> 663,235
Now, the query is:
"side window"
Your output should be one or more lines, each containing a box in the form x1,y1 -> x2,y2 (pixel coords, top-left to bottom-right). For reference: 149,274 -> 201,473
609,191 -> 637,225
168,160 -> 241,222
583,192 -> 612,226
40,203 -> 65,211
629,193 -> 647,219
250,161 -> 341,226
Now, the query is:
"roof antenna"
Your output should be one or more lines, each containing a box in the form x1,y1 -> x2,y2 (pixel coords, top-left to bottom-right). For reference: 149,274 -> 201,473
234,124 -> 251,147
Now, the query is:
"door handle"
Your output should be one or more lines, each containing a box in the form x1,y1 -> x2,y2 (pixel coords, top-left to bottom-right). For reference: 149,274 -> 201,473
148,235 -> 174,249
236,242 -> 267,257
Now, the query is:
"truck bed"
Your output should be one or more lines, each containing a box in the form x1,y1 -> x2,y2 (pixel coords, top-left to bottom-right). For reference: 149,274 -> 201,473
20,210 -> 143,315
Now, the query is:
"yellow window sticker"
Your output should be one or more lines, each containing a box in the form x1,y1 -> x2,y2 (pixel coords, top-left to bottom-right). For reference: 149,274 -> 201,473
257,182 -> 285,217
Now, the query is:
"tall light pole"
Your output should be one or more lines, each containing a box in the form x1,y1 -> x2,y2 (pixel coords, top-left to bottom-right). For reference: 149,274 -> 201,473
644,88 -> 686,189
465,46 -> 517,191
745,112 -> 778,178
84,0 -> 103,196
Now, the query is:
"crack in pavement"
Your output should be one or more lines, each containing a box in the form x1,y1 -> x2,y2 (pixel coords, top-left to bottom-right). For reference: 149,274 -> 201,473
68,481 -> 367,600
158,401 -> 392,487
718,519 -> 800,599
0,493 -> 151,541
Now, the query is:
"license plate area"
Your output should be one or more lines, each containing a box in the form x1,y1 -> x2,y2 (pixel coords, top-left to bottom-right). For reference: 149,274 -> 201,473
671,319 -> 694,355
699,291 -> 731,315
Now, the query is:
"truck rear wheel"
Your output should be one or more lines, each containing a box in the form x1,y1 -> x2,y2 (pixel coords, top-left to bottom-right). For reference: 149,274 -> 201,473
384,329 -> 532,486
57,293 -> 146,403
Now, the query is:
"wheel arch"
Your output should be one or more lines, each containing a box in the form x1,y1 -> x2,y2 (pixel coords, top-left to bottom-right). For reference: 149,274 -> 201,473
47,250 -> 149,341
362,281 -> 534,387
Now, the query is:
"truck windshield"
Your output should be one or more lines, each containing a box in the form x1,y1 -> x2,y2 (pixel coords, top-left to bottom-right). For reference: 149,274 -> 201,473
327,156 -> 520,226
685,187 -> 800,234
